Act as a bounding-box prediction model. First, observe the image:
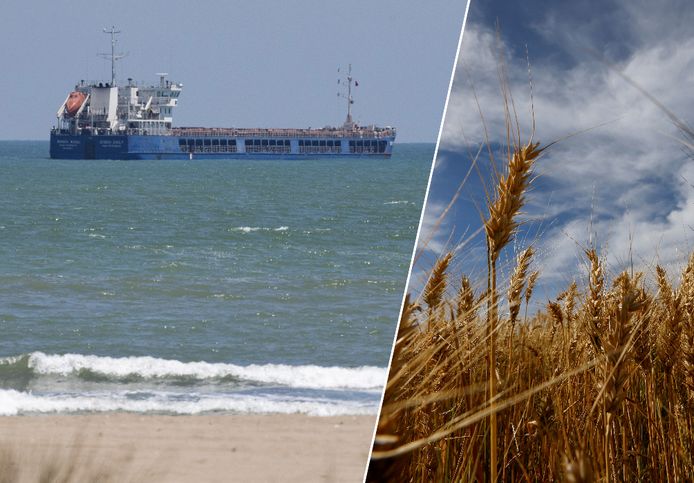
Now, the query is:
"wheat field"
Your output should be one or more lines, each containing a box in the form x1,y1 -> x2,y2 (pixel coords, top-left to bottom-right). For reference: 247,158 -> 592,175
367,124 -> 694,481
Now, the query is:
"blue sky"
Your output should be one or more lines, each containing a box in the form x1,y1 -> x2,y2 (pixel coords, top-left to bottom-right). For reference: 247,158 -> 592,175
0,0 -> 465,142
413,0 -> 694,305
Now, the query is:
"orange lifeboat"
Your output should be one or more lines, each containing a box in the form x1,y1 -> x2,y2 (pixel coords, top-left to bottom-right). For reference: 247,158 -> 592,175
65,91 -> 87,117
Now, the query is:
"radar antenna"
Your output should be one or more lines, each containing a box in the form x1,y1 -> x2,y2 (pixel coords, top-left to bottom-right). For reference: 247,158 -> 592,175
337,64 -> 356,129
99,26 -> 127,86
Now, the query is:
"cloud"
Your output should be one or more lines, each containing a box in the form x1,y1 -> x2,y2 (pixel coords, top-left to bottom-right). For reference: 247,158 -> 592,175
434,1 -> 694,290
416,198 -> 451,257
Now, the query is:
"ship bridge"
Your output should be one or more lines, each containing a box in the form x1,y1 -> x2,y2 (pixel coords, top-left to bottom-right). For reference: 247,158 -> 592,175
53,28 -> 183,136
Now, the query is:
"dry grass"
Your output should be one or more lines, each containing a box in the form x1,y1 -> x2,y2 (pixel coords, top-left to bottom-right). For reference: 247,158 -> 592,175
0,426 -> 140,483
0,439 -> 123,483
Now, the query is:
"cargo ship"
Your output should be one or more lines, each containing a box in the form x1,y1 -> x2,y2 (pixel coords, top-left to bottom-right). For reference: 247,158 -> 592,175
50,28 -> 395,160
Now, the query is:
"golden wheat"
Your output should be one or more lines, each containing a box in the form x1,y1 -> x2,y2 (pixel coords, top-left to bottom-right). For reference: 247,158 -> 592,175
368,246 -> 694,481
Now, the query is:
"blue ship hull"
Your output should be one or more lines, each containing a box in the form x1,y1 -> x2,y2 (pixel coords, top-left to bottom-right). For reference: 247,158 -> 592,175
50,133 -> 394,160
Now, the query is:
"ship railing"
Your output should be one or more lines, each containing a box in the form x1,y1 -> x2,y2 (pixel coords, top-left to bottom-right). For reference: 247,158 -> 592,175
171,127 -> 395,139
52,126 -> 395,139
124,128 -> 173,136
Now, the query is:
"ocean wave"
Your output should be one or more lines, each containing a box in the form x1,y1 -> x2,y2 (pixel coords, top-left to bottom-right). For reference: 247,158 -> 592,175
383,200 -> 410,205
0,389 -> 375,417
0,353 -> 386,390
228,226 -> 289,233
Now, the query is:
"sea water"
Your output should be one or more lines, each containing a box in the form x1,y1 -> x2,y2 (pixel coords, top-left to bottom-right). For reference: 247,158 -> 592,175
0,141 -> 432,416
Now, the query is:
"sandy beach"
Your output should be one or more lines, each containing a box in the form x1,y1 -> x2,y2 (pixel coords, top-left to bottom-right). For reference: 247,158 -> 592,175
0,413 -> 376,482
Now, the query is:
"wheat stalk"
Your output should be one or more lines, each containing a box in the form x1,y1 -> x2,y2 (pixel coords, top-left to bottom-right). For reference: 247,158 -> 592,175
585,249 -> 605,354
483,140 -> 543,482
484,142 -> 543,264
509,247 -> 534,329
423,252 -> 453,313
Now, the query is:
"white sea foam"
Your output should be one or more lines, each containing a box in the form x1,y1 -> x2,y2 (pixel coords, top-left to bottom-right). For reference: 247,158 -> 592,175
20,352 -> 386,390
229,226 -> 289,233
0,389 -> 375,417
383,200 -> 409,205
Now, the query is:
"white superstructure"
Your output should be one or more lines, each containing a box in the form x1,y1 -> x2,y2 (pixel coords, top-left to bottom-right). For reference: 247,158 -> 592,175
55,28 -> 182,136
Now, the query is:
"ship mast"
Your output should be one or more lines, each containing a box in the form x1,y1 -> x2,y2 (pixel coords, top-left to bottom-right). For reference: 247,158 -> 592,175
338,64 -> 356,129
99,26 -> 127,86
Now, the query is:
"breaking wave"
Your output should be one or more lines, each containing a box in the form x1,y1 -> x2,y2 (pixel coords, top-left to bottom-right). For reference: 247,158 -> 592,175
0,389 -> 376,416
0,352 -> 386,391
